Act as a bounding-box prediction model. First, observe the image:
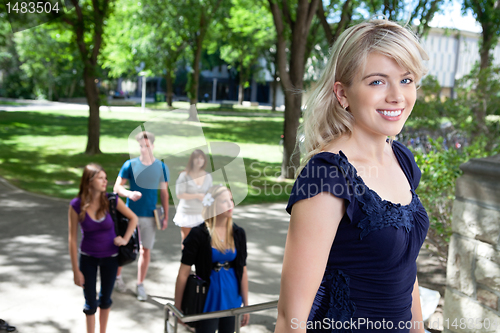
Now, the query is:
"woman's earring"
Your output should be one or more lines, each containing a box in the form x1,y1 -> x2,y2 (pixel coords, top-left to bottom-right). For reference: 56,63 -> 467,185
342,104 -> 349,111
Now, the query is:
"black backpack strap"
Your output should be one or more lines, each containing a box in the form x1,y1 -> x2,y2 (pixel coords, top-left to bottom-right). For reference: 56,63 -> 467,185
108,193 -> 120,236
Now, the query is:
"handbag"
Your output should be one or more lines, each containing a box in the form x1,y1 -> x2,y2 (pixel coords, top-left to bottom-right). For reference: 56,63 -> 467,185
108,193 -> 140,266
181,274 -> 208,321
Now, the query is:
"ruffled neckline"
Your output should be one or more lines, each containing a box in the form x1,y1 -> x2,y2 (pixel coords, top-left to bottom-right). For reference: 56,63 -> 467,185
316,149 -> 417,208
315,149 -> 420,239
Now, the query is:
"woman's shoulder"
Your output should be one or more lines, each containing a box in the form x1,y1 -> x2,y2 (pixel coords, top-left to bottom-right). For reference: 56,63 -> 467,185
232,223 -> 245,234
70,197 -> 81,214
177,171 -> 188,180
392,140 -> 421,189
190,223 -> 209,236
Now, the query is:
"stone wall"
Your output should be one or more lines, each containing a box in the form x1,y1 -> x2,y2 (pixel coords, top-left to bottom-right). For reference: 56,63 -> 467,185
443,155 -> 500,333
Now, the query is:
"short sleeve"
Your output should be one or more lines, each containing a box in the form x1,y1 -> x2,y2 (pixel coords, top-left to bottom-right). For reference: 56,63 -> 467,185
118,160 -> 131,180
70,197 -> 81,214
206,173 -> 213,188
176,172 -> 188,196
181,226 -> 201,266
392,141 -> 422,190
286,153 -> 355,218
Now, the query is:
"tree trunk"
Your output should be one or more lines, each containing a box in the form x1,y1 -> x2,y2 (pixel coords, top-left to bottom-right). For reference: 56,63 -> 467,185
479,27 -> 494,70
188,35 -> 203,121
166,70 -> 174,107
238,73 -> 245,105
83,67 -> 101,155
281,91 -> 302,178
268,0 -> 320,179
271,73 -> 278,111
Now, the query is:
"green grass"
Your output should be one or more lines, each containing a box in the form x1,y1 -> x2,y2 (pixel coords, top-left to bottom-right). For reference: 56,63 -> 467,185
0,109 -> 292,205
0,101 -> 28,106
145,101 -> 283,114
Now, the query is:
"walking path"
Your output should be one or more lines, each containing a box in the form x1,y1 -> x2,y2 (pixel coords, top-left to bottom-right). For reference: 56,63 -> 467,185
0,177 -> 286,333
0,176 -> 446,333
0,98 -> 283,117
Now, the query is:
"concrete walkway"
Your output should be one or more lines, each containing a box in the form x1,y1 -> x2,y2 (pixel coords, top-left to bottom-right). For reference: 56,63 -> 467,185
0,177 -> 446,333
0,177 -> 286,333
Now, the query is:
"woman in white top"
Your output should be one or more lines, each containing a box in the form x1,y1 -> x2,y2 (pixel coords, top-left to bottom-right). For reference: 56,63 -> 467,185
174,149 -> 213,242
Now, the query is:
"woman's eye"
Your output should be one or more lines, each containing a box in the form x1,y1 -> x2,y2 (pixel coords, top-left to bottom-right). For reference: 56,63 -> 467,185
369,80 -> 383,86
402,78 -> 413,84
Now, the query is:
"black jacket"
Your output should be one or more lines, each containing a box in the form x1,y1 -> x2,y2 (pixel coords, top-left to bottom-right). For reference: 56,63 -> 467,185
181,223 -> 247,293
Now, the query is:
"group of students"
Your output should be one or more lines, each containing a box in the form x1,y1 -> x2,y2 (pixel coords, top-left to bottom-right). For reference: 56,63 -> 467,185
68,131 -> 247,333
68,19 -> 431,333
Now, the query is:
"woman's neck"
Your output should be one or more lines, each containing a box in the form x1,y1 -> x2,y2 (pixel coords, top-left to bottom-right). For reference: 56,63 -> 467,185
189,168 -> 204,176
343,129 -> 392,165
214,217 -> 227,228
89,190 -> 102,205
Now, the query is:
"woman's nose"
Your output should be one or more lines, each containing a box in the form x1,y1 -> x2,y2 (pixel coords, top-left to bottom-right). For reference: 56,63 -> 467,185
386,84 -> 404,103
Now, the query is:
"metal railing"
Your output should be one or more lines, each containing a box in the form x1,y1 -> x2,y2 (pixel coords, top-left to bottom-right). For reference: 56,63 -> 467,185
164,300 -> 278,333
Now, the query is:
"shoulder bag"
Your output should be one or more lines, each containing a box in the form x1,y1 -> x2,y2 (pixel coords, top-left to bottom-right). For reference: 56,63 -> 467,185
108,193 -> 140,266
181,274 -> 208,321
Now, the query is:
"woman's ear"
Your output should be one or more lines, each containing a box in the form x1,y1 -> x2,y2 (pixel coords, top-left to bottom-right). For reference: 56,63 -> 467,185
333,82 -> 348,109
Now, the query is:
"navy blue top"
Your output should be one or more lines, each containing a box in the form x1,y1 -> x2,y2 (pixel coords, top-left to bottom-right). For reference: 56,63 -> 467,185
286,141 -> 429,332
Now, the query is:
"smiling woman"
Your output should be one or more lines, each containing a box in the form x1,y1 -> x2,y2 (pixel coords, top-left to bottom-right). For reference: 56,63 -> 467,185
275,20 -> 431,333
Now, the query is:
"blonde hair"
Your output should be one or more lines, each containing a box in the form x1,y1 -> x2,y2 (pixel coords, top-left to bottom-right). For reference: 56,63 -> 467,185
298,19 -> 428,175
202,185 -> 235,252
77,163 -> 109,222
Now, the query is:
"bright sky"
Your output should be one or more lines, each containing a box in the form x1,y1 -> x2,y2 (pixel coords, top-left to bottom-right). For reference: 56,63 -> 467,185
428,0 -> 482,33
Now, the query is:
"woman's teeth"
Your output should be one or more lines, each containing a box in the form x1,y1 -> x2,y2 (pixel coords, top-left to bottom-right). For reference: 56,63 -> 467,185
378,110 -> 402,117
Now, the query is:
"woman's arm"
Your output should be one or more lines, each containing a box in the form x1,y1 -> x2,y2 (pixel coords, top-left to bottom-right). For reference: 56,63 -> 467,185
68,206 -> 84,287
114,198 -> 138,246
174,263 -> 192,311
410,277 -> 425,333
240,266 -> 250,326
274,192 -> 344,333
176,173 -> 205,201
177,192 -> 205,201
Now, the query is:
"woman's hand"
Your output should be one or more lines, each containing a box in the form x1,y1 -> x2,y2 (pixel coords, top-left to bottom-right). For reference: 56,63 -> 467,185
197,193 -> 205,201
73,270 -> 84,287
241,313 -> 250,327
114,236 -> 127,246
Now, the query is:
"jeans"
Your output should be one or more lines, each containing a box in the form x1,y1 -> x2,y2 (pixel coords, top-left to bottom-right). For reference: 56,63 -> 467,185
196,316 -> 236,333
79,254 -> 119,315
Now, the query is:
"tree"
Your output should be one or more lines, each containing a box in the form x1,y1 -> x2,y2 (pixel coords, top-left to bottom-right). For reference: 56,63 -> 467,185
57,0 -> 115,155
15,26 -> 83,101
462,0 -> 500,135
181,0 -> 228,119
463,0 -> 500,70
213,0 -> 276,105
103,0 -> 190,107
268,0 -> 321,178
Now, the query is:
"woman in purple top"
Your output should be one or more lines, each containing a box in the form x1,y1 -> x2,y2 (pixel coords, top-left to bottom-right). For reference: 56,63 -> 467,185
69,164 -> 137,333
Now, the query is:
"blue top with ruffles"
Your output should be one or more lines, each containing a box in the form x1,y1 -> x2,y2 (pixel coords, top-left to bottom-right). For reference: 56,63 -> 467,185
286,141 -> 429,333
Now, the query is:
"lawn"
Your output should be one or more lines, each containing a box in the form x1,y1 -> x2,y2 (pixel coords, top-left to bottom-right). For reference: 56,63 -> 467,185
145,101 -> 284,114
0,109 -> 293,205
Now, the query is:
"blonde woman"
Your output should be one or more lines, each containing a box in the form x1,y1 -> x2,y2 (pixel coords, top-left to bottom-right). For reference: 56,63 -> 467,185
174,149 -> 213,242
68,164 -> 137,333
275,20 -> 429,333
174,185 -> 249,333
